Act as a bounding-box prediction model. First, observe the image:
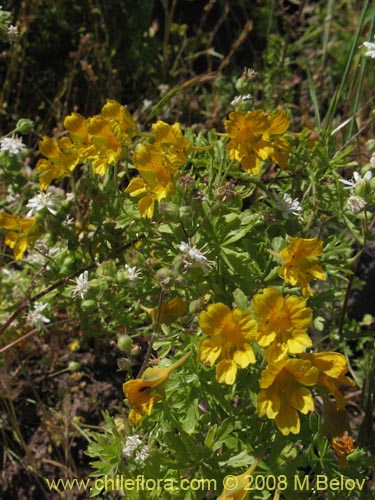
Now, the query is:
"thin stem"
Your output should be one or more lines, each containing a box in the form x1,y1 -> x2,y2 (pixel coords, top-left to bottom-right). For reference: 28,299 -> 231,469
136,290 -> 165,378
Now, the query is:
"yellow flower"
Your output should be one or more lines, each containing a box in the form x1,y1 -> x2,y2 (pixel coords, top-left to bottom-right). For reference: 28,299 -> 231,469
257,358 -> 319,435
126,143 -> 175,218
152,120 -> 191,168
36,136 -> 79,189
123,352 -> 191,426
275,237 -> 326,297
101,99 -> 138,143
141,297 -> 187,327
198,303 -> 257,385
300,352 -> 354,409
218,463 -> 258,500
64,100 -> 138,176
252,288 -> 312,363
0,212 -> 39,260
224,109 -> 290,175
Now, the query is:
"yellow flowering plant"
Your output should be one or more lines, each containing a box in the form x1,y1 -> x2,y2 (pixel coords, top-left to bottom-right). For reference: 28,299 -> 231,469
1,46 -> 375,500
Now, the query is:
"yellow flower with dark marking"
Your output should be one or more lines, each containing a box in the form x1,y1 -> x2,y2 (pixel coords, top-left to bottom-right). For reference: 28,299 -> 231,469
257,358 -> 319,435
252,288 -> 312,363
0,212 -> 39,260
198,303 -> 257,385
224,109 -> 290,175
275,237 -> 326,296
123,352 -> 191,426
300,352 -> 354,409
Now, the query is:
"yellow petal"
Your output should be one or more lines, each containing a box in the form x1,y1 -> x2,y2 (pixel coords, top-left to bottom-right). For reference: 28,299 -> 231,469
198,338 -> 222,365
288,387 -> 314,414
233,344 -> 255,368
275,406 -> 300,435
269,110 -> 290,135
257,389 -> 280,418
216,359 -> 238,385
199,303 -> 231,336
138,195 -> 155,218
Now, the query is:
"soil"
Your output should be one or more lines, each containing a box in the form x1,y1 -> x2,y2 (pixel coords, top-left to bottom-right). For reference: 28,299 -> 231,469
0,325 -> 126,500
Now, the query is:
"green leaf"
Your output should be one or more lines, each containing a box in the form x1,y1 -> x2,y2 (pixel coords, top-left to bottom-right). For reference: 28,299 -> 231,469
182,404 -> 199,434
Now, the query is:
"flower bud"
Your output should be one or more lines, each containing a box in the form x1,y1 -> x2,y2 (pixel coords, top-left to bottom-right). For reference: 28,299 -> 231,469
117,334 -> 133,352
235,68 -> 257,95
96,259 -> 117,278
15,118 -> 34,135
68,361 -> 81,372
355,177 -> 372,198
159,202 -> 180,221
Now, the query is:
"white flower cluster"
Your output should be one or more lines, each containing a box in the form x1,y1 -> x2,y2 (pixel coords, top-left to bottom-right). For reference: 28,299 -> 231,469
178,241 -> 213,273
122,435 -> 150,463
0,135 -> 26,156
70,271 -> 90,300
124,264 -> 141,283
27,302 -> 50,330
26,191 -> 57,216
273,192 -> 302,220
347,196 -> 367,214
339,171 -> 371,215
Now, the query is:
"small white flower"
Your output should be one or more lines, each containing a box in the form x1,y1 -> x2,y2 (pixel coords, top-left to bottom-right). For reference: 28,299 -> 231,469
363,41 -> 375,59
158,84 -> 169,95
273,192 -> 302,219
66,192 -> 75,202
62,214 -> 75,226
7,24 -> 19,42
0,135 -> 26,156
178,241 -> 213,273
70,271 -> 89,300
5,187 -> 19,204
347,195 -> 367,214
124,264 -> 141,283
339,171 -> 372,189
370,154 -> 375,169
142,99 -> 153,110
27,302 -> 50,330
26,191 -> 58,216
231,94 -> 253,107
122,435 -> 150,463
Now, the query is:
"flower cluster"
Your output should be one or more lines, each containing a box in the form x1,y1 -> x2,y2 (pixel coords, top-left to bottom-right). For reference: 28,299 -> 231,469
125,121 -> 191,217
36,100 -> 138,189
195,237 -> 353,436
